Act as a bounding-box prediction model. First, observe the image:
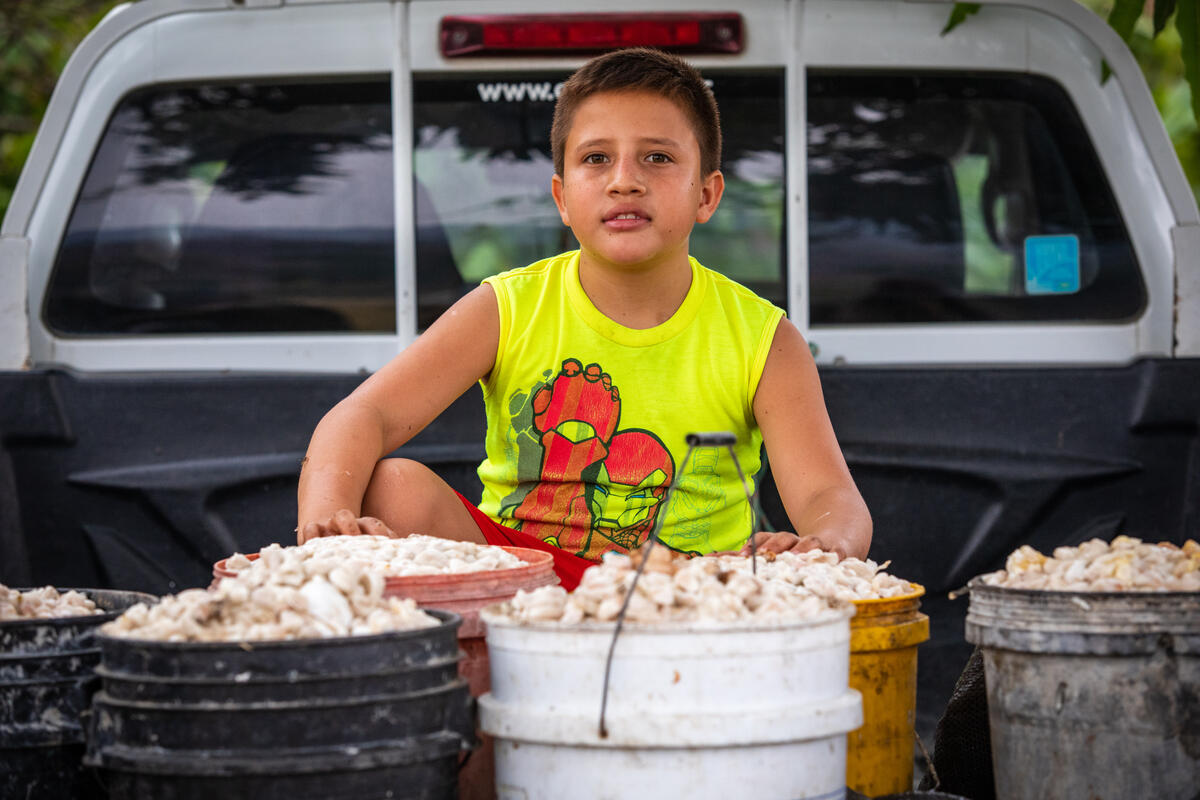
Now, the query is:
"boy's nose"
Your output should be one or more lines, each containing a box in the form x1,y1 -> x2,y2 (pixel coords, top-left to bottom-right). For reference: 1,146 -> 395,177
607,156 -> 645,194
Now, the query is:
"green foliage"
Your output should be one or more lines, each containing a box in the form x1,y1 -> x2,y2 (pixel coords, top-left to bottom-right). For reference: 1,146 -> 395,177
0,0 -> 120,222
1155,0 -> 1179,35
1108,0 -> 1149,41
1179,0 -> 1200,128
1101,0 -> 1152,81
941,3 -> 982,35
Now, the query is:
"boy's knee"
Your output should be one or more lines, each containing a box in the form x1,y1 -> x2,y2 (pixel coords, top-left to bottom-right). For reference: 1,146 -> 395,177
372,457 -> 428,487
365,458 -> 445,513
364,458 -> 475,541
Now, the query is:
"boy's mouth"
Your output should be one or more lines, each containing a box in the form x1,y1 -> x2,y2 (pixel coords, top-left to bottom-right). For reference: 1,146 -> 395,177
604,210 -> 649,227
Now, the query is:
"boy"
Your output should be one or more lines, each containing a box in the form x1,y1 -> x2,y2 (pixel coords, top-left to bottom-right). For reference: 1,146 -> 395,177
297,48 -> 871,587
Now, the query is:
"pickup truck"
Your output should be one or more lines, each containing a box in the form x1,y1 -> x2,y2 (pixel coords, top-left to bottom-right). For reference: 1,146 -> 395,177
2,0 -> 1197,736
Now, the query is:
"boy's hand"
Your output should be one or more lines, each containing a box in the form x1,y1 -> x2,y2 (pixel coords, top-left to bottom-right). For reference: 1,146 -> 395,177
297,509 -> 396,544
739,531 -> 847,561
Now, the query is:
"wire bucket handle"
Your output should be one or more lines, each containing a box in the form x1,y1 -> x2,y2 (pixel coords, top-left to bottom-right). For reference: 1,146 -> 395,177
597,431 -> 761,737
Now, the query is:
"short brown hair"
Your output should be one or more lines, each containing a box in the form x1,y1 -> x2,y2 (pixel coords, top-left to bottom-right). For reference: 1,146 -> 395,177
551,48 -> 721,178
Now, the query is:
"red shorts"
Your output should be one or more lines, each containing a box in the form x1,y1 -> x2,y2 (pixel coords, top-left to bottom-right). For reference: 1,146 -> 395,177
453,491 -> 594,591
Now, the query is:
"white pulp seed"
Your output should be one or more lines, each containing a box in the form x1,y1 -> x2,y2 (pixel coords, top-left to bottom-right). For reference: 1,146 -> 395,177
0,585 -> 100,620
104,541 -> 440,642
981,536 -> 1200,592
226,534 -> 525,577
715,550 -> 916,602
499,548 -> 849,625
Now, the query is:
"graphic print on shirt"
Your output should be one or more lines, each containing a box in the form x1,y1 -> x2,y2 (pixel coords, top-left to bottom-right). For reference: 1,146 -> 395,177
498,358 -> 675,560
668,445 -> 725,553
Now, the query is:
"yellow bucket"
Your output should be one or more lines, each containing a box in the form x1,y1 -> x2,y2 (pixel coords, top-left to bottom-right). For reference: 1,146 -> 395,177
846,584 -> 930,796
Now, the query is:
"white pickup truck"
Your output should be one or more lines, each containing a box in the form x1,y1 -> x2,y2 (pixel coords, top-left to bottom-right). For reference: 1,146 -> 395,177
2,0 -> 1197,734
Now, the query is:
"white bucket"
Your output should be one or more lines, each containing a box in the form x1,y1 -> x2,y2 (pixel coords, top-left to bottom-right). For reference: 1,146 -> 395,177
478,606 -> 861,800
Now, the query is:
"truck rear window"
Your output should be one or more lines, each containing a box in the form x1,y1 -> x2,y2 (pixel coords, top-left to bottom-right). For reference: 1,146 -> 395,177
45,80 -> 395,335
807,71 -> 1145,325
46,69 -> 1135,339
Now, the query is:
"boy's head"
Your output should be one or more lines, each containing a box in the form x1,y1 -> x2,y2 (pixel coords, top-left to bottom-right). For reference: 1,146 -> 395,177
551,48 -> 721,178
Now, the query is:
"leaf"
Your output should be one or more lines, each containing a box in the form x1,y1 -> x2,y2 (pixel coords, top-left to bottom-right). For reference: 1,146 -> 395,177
1101,0 -> 1148,84
1106,0 -> 1146,44
1179,0 -> 1200,126
1154,0 -> 1179,36
941,3 -> 982,36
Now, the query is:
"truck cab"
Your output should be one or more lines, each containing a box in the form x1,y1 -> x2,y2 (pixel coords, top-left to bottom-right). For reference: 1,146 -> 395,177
3,0 -> 1198,734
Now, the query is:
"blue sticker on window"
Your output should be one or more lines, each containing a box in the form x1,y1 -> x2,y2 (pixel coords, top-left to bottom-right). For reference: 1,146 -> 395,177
1024,235 -> 1080,295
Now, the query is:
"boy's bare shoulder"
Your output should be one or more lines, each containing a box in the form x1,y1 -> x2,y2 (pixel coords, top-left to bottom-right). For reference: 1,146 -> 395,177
420,281 -> 498,343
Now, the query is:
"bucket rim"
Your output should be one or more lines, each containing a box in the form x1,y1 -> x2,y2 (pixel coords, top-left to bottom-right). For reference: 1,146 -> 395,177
966,578 -> 1200,651
93,653 -> 461,686
0,611 -> 109,628
380,546 -> 555,587
212,552 -> 261,575
966,576 -> 1200,600
90,677 -> 469,713
85,730 -> 466,775
0,724 -> 86,749
479,602 -> 855,632
0,647 -> 99,663
478,688 -> 862,746
0,673 -> 100,688
96,607 -> 462,650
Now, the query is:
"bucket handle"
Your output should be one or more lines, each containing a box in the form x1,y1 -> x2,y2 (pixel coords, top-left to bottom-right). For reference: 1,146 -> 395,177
597,431 -> 760,738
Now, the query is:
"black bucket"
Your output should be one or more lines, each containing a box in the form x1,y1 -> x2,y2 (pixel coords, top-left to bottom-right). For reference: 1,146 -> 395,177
86,609 -> 474,800
0,588 -> 156,800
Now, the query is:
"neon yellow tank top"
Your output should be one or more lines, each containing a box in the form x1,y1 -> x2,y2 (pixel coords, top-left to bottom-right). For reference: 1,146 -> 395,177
478,250 -> 784,560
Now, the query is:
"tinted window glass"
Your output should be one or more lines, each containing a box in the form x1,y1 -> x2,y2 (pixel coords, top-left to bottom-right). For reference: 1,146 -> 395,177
412,71 -> 784,329
45,81 -> 394,335
807,72 -> 1144,324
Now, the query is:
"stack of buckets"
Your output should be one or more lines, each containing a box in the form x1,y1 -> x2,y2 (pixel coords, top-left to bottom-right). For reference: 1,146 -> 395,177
0,588 -> 153,799
212,544 -> 557,799
85,609 -> 473,799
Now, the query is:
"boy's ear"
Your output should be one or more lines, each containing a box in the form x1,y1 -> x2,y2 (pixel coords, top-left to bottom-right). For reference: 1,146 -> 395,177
695,170 -> 725,224
551,173 -> 571,226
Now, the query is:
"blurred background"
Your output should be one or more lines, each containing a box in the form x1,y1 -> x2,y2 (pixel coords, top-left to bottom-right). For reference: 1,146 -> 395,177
2,0 -> 1199,224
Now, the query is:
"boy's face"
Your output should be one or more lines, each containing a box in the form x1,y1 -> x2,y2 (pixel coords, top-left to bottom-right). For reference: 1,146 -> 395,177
552,90 -> 723,273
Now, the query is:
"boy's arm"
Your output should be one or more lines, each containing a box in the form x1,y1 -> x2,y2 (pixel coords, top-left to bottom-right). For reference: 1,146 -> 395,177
749,318 -> 872,560
296,284 -> 500,540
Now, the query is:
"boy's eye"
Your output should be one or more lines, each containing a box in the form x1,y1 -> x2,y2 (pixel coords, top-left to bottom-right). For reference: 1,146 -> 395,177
583,153 -> 608,165
646,152 -> 672,164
